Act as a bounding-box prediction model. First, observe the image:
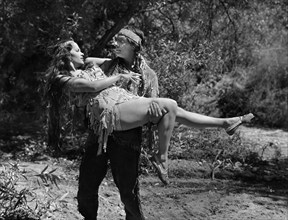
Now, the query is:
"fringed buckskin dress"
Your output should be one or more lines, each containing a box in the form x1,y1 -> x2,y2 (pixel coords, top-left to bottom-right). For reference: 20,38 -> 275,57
73,65 -> 141,154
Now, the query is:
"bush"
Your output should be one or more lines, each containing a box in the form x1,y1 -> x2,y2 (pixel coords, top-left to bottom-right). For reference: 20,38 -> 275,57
217,86 -> 250,117
0,163 -> 65,220
164,126 -> 261,180
0,163 -> 40,220
246,46 -> 288,128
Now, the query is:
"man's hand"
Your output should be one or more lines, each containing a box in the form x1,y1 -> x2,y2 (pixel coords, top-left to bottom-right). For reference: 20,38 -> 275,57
148,101 -> 167,124
120,72 -> 141,85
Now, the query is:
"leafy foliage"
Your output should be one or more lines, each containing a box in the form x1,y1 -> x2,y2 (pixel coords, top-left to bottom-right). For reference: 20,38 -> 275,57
0,0 -> 287,154
163,126 -> 288,181
0,162 -> 66,220
141,0 -> 288,126
0,163 -> 38,219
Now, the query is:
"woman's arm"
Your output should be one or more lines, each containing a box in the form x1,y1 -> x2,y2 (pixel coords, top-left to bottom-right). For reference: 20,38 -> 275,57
61,75 -> 121,93
85,57 -> 112,66
57,72 -> 140,93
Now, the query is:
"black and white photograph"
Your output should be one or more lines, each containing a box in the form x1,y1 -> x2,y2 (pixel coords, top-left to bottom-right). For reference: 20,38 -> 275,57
0,0 -> 287,219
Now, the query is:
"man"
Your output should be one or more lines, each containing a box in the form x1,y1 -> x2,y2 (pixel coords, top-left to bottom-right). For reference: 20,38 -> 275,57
77,27 -> 163,220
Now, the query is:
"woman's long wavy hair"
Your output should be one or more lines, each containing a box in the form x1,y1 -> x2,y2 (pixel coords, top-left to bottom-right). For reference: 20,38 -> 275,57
44,39 -> 74,153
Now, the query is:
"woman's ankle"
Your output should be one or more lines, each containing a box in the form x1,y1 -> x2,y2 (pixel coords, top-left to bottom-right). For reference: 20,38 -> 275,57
156,153 -> 167,161
155,153 -> 167,165
223,117 -> 239,129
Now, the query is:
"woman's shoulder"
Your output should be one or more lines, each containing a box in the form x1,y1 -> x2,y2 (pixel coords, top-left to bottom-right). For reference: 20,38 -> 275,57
55,73 -> 72,82
56,70 -> 84,82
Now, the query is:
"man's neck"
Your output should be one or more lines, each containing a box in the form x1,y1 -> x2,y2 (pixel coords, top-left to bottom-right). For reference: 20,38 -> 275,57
126,56 -> 135,68
119,57 -> 134,69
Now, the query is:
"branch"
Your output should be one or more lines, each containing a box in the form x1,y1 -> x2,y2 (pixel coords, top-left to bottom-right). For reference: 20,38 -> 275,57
219,0 -> 236,28
139,0 -> 183,13
218,0 -> 238,42
91,7 -> 136,56
158,7 -> 176,37
91,0 -> 153,55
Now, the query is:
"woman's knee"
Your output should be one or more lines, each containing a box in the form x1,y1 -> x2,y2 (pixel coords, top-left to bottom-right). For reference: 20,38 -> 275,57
163,98 -> 178,113
150,98 -> 178,115
170,99 -> 178,109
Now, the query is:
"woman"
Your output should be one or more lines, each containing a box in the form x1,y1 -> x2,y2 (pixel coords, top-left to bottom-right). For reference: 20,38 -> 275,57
45,37 -> 254,184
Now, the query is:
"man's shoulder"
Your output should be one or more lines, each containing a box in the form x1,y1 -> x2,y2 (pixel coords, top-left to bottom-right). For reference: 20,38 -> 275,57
141,59 -> 157,77
145,65 -> 157,77
142,64 -> 158,85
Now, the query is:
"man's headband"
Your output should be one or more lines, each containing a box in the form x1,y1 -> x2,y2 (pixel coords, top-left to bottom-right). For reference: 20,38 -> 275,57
118,29 -> 142,47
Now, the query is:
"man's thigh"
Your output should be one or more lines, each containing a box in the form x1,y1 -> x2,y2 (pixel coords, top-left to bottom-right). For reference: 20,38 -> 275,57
108,144 -> 140,187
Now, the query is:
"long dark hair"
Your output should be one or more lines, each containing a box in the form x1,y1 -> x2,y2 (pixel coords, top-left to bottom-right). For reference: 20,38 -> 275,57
44,39 -> 74,154
128,28 -> 148,96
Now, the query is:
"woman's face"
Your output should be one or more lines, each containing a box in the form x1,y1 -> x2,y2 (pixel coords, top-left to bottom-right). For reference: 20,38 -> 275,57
113,35 -> 135,61
70,42 -> 84,68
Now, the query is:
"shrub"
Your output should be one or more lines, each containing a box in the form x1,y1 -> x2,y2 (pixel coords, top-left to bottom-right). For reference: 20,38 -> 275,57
164,126 -> 260,180
0,163 -> 39,220
247,46 -> 288,128
0,163 -> 65,220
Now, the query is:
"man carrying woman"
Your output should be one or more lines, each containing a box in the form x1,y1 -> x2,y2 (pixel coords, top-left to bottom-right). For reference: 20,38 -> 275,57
46,27 -> 162,220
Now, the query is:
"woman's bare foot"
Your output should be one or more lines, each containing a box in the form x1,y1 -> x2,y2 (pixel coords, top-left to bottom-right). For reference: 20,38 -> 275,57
225,113 -> 255,135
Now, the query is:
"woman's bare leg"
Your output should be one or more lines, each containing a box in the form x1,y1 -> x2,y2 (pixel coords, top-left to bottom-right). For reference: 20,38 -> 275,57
154,99 -> 177,166
176,107 -> 252,130
115,98 -> 253,184
114,98 -> 152,130
176,107 -> 226,128
116,99 -> 244,157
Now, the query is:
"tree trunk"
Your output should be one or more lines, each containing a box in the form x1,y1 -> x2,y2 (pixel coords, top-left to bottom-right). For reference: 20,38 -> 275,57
91,4 -> 141,56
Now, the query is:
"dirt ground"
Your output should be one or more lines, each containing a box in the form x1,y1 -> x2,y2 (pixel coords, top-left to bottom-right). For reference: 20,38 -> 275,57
1,126 -> 288,220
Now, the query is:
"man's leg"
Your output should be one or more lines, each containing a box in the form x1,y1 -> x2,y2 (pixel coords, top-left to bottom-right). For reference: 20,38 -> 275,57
77,131 -> 108,220
107,130 -> 145,220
